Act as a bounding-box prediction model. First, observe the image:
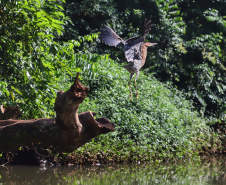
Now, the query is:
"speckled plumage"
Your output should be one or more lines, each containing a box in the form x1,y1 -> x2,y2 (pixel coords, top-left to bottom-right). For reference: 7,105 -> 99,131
99,19 -> 157,99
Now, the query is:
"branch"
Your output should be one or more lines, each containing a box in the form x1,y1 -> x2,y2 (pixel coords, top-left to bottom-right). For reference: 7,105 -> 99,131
0,73 -> 114,152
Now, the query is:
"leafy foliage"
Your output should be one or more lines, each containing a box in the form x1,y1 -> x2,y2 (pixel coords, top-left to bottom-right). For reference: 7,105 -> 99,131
149,0 -> 226,120
0,0 -> 81,118
75,57 -> 211,161
62,0 -> 226,120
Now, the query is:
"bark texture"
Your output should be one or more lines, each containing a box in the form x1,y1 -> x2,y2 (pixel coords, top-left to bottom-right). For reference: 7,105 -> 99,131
0,73 -> 115,152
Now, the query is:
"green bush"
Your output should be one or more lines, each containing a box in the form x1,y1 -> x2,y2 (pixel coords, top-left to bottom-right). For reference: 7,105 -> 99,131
73,56 -> 211,161
0,0 -> 86,118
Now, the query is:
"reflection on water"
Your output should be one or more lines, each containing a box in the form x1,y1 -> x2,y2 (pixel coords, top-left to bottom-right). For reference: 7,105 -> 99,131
0,156 -> 226,185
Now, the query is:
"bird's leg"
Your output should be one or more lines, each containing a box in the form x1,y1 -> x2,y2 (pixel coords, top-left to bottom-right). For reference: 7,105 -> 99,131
128,81 -> 132,100
135,71 -> 139,99
129,73 -> 134,100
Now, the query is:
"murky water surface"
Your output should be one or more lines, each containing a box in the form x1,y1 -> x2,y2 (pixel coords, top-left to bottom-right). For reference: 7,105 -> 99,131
0,156 -> 226,185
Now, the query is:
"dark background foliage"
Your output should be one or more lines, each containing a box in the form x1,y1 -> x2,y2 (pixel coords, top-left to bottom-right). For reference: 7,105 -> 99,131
61,0 -> 226,120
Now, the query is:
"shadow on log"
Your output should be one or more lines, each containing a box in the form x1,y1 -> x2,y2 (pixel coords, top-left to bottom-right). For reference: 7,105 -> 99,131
0,73 -> 115,153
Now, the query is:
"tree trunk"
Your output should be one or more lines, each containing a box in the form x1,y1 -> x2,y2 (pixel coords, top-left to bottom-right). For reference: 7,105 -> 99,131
0,73 -> 114,152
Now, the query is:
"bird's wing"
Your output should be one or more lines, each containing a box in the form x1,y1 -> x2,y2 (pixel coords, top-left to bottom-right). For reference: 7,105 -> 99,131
124,19 -> 152,62
143,19 -> 152,36
124,36 -> 144,62
99,25 -> 124,47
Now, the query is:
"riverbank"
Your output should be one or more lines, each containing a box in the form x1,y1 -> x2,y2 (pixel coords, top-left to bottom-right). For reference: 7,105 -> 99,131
200,121 -> 226,155
1,156 -> 226,185
0,121 -> 225,166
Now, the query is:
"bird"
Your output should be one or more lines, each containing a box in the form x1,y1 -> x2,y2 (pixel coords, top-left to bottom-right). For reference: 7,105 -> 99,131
99,19 -> 157,100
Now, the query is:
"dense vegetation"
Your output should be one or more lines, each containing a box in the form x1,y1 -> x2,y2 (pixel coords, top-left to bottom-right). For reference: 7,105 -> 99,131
0,0 -> 225,163
73,57 -> 212,163
63,0 -> 226,120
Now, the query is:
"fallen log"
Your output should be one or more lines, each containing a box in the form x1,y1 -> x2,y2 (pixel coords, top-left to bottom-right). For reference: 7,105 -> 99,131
0,73 -> 115,152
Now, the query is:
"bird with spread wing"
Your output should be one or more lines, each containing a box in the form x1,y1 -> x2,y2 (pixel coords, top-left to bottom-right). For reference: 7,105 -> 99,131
99,19 -> 157,100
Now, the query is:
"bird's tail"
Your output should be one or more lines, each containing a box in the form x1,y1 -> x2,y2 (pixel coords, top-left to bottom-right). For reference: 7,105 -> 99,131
99,25 -> 124,47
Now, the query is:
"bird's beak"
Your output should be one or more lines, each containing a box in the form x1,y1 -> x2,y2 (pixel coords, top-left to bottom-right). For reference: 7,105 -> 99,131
151,43 -> 158,46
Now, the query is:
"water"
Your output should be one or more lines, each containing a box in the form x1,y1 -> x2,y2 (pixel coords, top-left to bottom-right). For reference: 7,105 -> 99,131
0,156 -> 226,185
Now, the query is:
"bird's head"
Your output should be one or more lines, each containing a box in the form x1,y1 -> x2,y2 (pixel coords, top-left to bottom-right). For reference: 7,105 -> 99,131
145,42 -> 158,47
